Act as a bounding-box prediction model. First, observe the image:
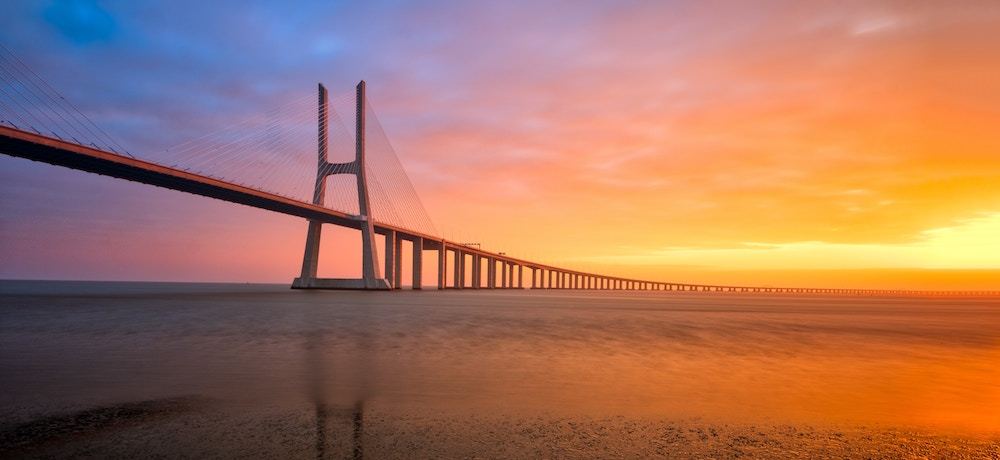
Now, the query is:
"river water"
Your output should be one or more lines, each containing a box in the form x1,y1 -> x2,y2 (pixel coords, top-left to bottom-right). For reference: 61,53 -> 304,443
1,281 -> 998,458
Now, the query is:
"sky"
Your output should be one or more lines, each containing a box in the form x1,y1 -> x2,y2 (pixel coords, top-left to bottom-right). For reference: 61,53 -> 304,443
1,0 -> 999,289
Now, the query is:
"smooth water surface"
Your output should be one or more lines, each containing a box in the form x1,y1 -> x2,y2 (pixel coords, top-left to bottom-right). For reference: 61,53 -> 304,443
1,281 -> 998,456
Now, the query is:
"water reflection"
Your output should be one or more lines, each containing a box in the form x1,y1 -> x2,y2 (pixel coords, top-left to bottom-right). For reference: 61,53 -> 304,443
304,298 -> 373,459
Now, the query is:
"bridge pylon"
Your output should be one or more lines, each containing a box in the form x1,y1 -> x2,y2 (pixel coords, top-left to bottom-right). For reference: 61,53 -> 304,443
292,82 -> 391,290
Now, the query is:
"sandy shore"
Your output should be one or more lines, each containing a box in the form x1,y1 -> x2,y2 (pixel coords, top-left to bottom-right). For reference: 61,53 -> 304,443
2,399 -> 997,459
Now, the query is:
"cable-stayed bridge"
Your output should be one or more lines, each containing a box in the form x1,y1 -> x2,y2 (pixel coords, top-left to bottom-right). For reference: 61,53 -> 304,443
0,50 -> 992,296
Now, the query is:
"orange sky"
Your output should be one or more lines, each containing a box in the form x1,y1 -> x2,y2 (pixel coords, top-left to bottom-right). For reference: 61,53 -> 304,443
1,1 -> 999,289
387,2 -> 1000,290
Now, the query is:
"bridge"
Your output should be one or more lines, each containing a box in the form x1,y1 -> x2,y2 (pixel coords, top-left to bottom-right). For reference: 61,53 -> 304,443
0,51 -> 993,296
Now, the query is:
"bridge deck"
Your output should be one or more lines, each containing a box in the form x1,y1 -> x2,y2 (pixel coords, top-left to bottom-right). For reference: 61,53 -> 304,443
3,126 -> 993,296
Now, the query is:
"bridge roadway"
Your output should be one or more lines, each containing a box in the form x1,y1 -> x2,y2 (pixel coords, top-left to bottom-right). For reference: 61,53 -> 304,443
2,125 -> 995,297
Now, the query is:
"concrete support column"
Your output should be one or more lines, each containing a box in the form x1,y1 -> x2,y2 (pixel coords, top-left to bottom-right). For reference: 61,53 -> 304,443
393,236 -> 403,290
460,253 -> 468,288
411,237 -> 423,290
472,255 -> 481,289
437,244 -> 446,290
453,250 -> 463,289
488,258 -> 496,289
518,265 -> 524,289
384,231 -> 396,287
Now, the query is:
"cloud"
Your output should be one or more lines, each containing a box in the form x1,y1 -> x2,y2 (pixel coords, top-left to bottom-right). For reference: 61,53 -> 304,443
574,212 -> 1000,270
42,0 -> 117,44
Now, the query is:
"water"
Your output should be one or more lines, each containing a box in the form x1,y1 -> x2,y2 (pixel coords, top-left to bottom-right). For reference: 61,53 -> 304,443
1,281 -> 998,457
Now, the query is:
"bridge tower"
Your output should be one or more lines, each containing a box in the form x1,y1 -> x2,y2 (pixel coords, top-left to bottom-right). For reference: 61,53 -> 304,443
292,82 -> 391,290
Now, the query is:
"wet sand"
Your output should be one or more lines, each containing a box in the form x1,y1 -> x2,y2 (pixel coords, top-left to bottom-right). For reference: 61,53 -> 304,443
4,400 -> 998,459
1,281 -> 998,458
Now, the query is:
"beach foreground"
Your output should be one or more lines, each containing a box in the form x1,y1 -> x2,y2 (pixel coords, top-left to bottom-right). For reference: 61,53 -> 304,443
1,281 -> 998,458
3,401 -> 998,459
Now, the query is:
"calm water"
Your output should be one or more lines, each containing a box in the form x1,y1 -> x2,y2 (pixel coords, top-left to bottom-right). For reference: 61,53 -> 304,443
1,281 -> 998,456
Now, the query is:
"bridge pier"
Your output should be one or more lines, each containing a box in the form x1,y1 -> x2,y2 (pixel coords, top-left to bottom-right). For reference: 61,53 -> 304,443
412,236 -> 423,289
392,236 -> 403,289
384,231 -> 397,286
437,244 -> 446,289
470,254 -> 483,289
488,258 -> 496,288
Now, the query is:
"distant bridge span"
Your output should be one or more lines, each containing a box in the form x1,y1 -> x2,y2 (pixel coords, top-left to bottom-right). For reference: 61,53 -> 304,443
0,83 -> 994,296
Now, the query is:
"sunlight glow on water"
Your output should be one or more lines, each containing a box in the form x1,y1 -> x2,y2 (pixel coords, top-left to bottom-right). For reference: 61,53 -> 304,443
1,281 -> 998,437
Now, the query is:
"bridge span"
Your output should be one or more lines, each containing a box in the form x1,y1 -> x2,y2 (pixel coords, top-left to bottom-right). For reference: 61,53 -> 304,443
0,79 -> 994,296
